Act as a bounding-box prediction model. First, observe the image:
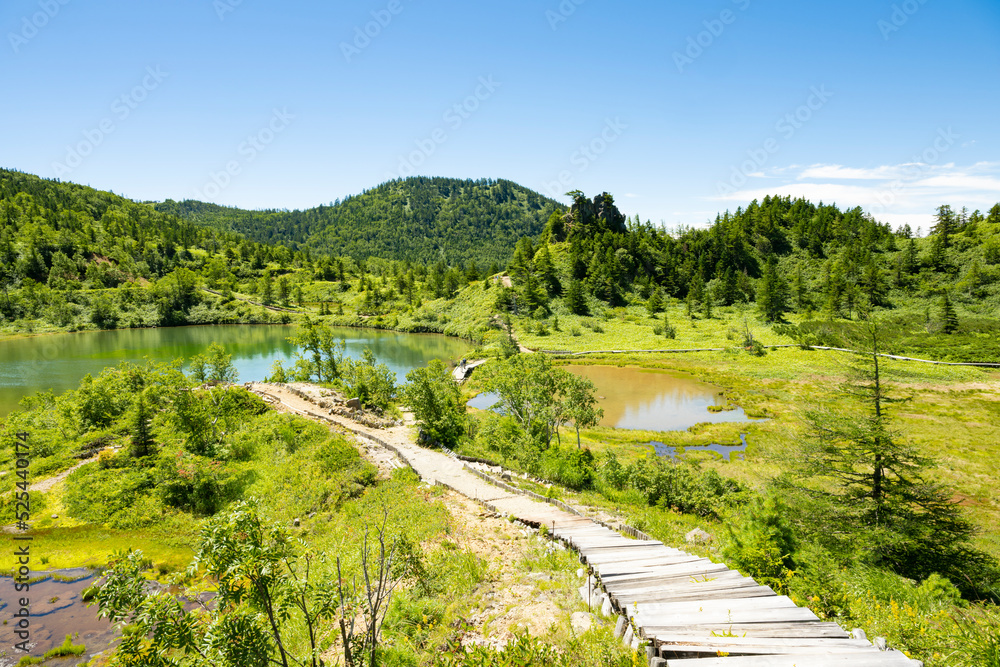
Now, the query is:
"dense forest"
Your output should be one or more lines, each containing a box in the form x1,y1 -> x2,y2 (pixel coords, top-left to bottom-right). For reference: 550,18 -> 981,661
500,191 -> 1000,360
155,176 -> 560,267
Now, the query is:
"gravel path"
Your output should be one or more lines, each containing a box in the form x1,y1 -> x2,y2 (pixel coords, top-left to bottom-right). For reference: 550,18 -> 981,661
247,382 -> 586,529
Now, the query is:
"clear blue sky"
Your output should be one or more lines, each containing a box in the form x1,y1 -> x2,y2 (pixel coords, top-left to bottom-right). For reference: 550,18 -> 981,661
2,0 -> 998,232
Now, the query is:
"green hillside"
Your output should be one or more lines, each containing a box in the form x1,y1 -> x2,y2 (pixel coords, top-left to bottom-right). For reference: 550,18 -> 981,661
155,176 -> 561,267
500,191 -> 1000,361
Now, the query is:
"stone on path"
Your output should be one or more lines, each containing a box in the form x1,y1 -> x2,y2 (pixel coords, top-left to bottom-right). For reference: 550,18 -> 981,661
571,612 -> 595,634
685,527 -> 713,544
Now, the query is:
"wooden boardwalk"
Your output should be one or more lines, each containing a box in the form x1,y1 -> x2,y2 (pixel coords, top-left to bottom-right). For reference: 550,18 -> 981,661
452,358 -> 488,381
252,383 -> 921,666
478,494 -> 918,666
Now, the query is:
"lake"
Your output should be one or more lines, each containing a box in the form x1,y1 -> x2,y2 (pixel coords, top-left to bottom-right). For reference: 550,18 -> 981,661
468,364 -> 755,432
0,325 -> 472,417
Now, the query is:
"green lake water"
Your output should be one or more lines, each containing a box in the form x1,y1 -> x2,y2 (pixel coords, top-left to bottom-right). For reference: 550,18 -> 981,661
0,325 -> 472,417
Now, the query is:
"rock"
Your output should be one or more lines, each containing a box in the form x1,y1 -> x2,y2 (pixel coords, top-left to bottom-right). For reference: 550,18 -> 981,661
293,518 -> 301,527
685,528 -> 713,544
851,628 -> 867,641
614,616 -> 626,638
875,636 -> 888,651
527,572 -> 552,582
570,612 -> 595,634
346,398 -> 362,410
51,514 -> 59,519
576,568 -> 585,578
601,596 -> 614,617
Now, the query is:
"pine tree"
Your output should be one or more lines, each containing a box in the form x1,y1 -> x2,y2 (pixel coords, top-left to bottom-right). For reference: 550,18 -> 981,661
720,268 -> 739,306
928,233 -> 948,271
646,289 -> 663,316
794,266 -> 809,312
932,204 -> 956,249
902,238 -> 918,274
703,291 -> 713,319
261,273 -> 274,306
563,279 -> 587,315
799,319 -> 977,582
131,392 -> 155,458
940,293 -> 958,334
278,276 -> 290,306
662,311 -> 676,339
757,259 -> 790,322
861,259 -> 887,307
988,203 -> 1000,226
535,245 -> 560,296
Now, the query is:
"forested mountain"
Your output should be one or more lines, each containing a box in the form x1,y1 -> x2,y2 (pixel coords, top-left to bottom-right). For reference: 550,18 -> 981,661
0,168 -> 307,330
156,176 -> 561,267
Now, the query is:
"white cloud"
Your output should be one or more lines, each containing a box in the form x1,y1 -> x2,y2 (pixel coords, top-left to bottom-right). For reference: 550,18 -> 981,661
710,161 -> 1000,229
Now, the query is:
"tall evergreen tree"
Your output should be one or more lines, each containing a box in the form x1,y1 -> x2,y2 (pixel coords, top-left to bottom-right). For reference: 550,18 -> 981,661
798,319 -> 978,583
261,272 -> 274,306
757,259 -> 790,322
940,293 -> 958,334
794,266 -> 809,312
932,204 -> 956,249
535,245 -> 561,296
131,391 -> 155,458
646,288 -> 663,316
563,279 -> 587,315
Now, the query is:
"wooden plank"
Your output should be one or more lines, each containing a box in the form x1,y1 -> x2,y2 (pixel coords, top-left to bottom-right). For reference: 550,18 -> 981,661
645,623 -> 850,639
657,639 -> 878,656
611,573 -> 758,596
634,607 -> 819,627
617,586 -> 776,605
664,650 -> 916,666
600,564 -> 735,585
654,637 -> 873,650
631,596 -> 800,615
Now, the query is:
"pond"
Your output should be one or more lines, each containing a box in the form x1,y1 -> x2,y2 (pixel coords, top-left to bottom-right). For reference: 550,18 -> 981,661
650,433 -> 750,461
468,364 -> 756,432
0,326 -> 472,417
0,569 -> 112,666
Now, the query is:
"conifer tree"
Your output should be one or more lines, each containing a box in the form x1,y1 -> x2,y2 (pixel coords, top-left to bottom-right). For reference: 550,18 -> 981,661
799,319 -> 977,583
932,205 -> 956,249
940,293 -> 958,334
564,279 -> 587,315
261,271 -> 274,306
131,392 -> 155,458
646,288 -> 663,316
757,259 -> 789,322
794,266 -> 809,312
278,276 -> 290,307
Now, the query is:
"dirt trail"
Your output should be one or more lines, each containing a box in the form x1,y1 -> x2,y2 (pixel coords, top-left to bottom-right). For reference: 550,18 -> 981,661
250,382 -> 592,646
29,456 -> 99,493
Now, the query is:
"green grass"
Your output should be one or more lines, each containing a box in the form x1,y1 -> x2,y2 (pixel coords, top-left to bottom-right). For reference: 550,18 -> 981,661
0,521 -> 200,572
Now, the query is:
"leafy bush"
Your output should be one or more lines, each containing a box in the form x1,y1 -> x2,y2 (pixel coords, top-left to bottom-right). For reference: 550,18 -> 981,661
540,445 -> 595,490
315,435 -> 362,474
63,465 -> 159,527
721,495 -> 797,594
157,452 -> 247,516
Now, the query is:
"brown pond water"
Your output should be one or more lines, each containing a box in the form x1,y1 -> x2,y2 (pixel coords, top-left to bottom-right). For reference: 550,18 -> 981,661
0,569 -> 113,666
468,365 -> 757,432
